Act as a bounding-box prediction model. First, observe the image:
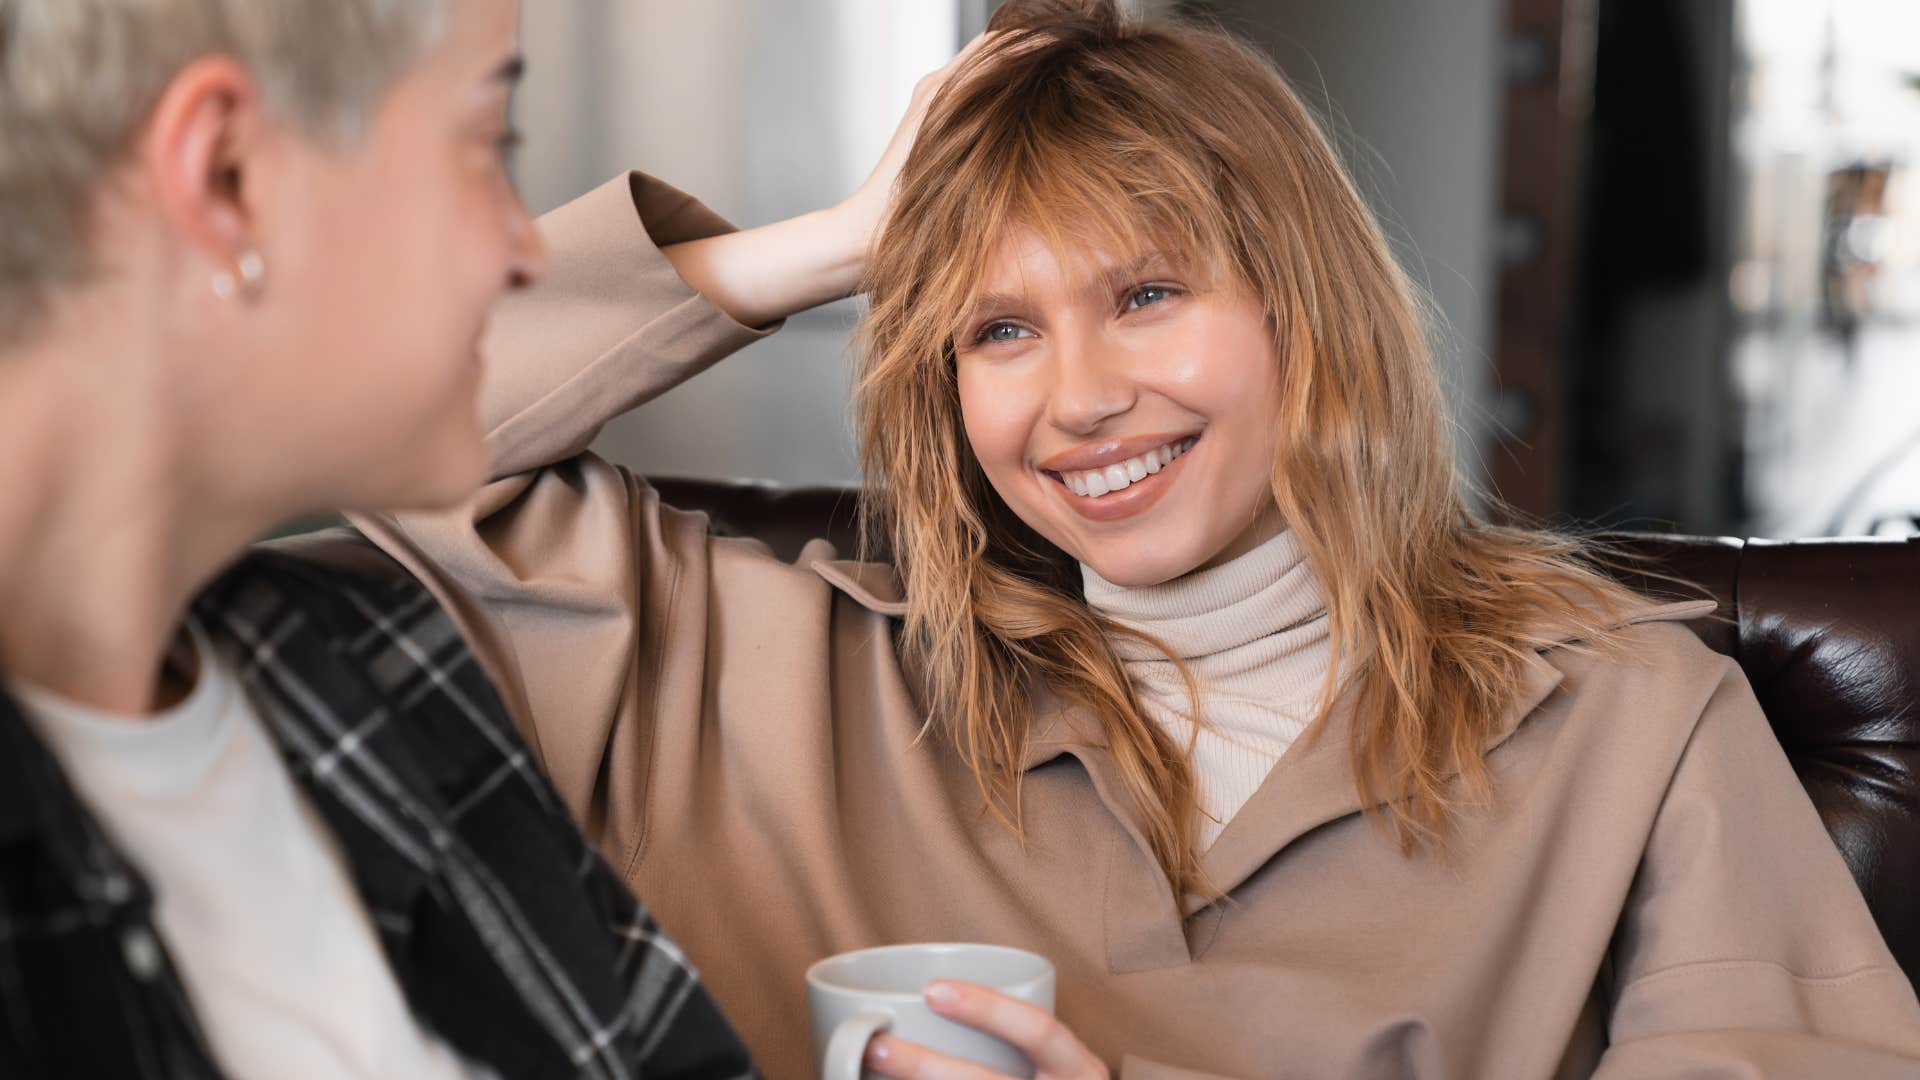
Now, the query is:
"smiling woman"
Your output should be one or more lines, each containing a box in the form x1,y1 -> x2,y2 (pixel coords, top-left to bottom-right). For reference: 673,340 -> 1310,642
856,0 -> 1658,899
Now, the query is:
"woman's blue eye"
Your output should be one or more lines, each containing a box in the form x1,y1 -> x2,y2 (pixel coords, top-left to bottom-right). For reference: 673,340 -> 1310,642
981,322 -> 1030,343
1127,285 -> 1173,310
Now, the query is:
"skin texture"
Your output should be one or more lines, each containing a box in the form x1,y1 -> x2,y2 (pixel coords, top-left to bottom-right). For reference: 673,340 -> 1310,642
955,228 -> 1288,588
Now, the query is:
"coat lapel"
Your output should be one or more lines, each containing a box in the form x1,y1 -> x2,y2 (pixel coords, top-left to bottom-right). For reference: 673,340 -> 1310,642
1184,649 -> 1564,914
1185,597 -> 1717,913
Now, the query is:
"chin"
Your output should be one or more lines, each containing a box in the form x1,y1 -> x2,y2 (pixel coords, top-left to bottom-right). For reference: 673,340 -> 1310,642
1076,542 -> 1209,589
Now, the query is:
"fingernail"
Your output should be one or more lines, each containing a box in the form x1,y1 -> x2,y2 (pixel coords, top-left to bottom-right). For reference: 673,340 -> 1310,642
866,1038 -> 893,1064
925,981 -> 959,1007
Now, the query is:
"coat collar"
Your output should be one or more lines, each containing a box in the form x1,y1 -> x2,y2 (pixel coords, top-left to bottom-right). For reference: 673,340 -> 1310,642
808,553 -> 908,618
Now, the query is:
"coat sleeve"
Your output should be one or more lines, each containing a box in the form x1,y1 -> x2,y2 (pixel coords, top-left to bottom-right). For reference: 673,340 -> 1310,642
346,172 -> 777,840
468,170 -> 778,482
1593,660 -> 1920,1075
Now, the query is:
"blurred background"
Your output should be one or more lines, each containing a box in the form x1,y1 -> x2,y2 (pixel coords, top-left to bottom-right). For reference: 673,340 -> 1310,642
511,0 -> 1920,540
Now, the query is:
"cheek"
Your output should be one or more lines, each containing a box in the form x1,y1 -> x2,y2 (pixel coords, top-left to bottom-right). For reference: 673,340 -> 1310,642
281,163 -> 454,337
1158,315 -> 1283,466
271,166 -> 496,495
1176,309 -> 1282,406
956,362 -> 1038,480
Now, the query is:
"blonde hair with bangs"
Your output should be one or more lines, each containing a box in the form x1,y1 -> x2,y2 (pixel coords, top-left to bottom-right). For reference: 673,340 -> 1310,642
855,0 -> 1644,897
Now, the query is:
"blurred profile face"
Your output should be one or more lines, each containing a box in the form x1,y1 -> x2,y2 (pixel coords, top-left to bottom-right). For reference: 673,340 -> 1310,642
219,0 -> 541,513
954,228 -> 1285,586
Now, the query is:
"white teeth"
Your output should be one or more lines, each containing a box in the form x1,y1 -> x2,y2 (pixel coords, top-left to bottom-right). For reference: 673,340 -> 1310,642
1055,436 -> 1197,499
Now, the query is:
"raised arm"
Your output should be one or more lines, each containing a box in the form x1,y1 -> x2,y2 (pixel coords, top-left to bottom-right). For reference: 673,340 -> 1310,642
474,30 -> 961,480
474,172 -> 862,482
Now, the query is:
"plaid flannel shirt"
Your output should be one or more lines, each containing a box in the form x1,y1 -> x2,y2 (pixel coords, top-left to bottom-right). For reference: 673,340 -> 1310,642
0,546 -> 757,1079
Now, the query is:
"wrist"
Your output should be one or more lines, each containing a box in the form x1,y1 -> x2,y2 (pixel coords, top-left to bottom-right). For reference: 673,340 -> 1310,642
821,194 -> 882,287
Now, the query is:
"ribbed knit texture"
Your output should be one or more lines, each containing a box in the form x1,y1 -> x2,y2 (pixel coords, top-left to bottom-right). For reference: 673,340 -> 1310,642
1082,530 -> 1334,849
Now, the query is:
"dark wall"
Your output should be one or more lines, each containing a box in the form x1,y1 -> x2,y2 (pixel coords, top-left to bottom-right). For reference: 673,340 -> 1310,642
1563,0 -> 1739,532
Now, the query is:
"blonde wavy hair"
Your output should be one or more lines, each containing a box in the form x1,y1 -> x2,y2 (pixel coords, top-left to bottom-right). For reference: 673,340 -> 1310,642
855,0 -> 1646,897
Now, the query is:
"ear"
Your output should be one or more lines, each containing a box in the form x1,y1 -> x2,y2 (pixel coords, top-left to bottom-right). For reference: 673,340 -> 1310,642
136,57 -> 266,275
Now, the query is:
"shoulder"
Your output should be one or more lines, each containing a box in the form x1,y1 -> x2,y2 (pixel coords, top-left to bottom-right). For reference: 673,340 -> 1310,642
1522,594 -> 1753,770
220,529 -> 452,652
1553,593 -> 1732,682
207,538 -> 507,741
254,525 -> 416,591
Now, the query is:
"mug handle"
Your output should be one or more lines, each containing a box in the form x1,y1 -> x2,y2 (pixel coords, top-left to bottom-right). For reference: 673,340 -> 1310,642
822,1009 -> 895,1080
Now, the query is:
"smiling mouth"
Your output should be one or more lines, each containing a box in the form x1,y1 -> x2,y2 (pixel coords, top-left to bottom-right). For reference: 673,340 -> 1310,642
1046,436 -> 1198,499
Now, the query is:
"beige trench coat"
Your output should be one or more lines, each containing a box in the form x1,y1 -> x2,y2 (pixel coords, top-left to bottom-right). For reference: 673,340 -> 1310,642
337,174 -> 1920,1079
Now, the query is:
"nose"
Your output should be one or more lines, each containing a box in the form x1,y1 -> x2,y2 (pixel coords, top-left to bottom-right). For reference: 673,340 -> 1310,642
502,189 -> 548,290
1044,331 -> 1136,436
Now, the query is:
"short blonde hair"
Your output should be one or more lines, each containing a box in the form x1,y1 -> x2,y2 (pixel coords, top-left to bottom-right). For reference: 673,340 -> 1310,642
0,0 -> 446,343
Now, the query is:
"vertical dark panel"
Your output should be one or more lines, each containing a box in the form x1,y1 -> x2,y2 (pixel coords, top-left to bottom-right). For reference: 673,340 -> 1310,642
1563,0 -> 1737,533
1487,0 -> 1598,517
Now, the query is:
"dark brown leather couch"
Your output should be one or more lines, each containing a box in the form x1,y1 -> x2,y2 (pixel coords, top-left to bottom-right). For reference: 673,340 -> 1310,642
647,477 -> 1920,993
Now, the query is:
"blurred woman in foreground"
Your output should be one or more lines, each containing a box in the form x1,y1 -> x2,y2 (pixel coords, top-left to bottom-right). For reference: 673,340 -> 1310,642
0,0 -> 901,1073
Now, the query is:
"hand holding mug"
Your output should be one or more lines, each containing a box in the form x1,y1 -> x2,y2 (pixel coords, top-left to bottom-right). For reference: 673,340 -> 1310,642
865,979 -> 1110,1080
809,943 -> 1089,1080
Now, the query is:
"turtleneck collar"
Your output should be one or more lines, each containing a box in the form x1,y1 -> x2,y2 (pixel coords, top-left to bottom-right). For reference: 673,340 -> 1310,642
1079,529 -> 1327,662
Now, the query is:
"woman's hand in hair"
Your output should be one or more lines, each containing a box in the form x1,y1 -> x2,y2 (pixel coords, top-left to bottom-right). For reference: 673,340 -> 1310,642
659,32 -> 1016,329
862,980 -> 1111,1080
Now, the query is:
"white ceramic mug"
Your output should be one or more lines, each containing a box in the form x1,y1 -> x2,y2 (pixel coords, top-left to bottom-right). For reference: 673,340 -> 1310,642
806,943 -> 1057,1080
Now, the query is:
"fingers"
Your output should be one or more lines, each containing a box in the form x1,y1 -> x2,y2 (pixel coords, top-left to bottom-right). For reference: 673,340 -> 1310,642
865,1034 -> 1010,1080
924,980 -> 1102,1078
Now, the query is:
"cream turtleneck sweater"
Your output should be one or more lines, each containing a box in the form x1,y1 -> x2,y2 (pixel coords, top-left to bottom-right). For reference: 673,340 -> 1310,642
1081,529 -> 1334,850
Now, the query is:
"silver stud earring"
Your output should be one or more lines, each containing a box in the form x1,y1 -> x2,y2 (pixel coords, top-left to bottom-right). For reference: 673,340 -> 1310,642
237,250 -> 266,296
211,249 -> 267,302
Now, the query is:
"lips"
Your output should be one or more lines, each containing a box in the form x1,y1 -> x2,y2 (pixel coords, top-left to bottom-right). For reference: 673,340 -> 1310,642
1056,436 -> 1196,497
1038,433 -> 1201,523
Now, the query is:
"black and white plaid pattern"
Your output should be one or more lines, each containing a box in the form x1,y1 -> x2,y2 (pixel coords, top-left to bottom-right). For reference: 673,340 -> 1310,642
0,547 -> 756,1079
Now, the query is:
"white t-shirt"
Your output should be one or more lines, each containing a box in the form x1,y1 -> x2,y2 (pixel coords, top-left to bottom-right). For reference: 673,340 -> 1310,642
11,621 -> 483,1079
